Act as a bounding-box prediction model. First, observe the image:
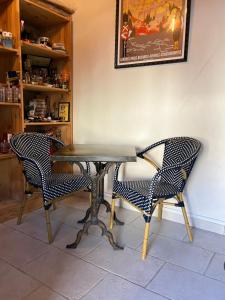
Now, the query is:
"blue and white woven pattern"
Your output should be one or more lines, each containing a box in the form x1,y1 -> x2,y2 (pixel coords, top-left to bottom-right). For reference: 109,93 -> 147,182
113,137 -> 201,215
10,133 -> 91,208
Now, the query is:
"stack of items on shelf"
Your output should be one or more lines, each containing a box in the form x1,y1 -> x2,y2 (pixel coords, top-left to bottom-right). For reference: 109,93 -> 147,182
25,95 -> 69,123
22,55 -> 69,90
0,29 -> 14,48
27,97 -> 47,121
0,71 -> 20,103
21,20 -> 67,54
52,42 -> 66,54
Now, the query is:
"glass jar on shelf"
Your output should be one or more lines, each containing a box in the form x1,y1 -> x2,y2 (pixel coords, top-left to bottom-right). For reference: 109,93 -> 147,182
61,73 -> 69,90
0,86 -> 6,102
12,86 -> 19,103
5,87 -> 13,102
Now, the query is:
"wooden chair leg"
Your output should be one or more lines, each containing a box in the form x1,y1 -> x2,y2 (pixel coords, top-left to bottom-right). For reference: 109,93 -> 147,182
89,193 -> 92,206
44,209 -> 53,243
52,201 -> 57,210
17,196 -> 27,225
142,222 -> 150,260
178,193 -> 193,242
109,198 -> 115,230
158,200 -> 163,221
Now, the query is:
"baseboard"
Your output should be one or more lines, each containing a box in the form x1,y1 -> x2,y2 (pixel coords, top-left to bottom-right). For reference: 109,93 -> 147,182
104,192 -> 225,235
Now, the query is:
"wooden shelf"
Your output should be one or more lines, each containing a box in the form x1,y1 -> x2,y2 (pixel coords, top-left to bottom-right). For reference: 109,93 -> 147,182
0,153 -> 16,161
0,102 -> 21,107
23,84 -> 69,93
20,0 -> 69,28
0,46 -> 18,55
21,41 -> 68,59
24,121 -> 71,126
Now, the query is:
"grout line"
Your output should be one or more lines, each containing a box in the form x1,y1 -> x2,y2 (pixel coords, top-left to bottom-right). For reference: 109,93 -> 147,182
21,284 -> 43,300
203,252 -> 216,275
79,276 -> 106,300
147,250 -> 213,277
144,260 -> 166,288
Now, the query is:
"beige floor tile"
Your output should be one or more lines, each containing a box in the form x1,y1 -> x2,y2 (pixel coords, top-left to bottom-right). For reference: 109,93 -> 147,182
4,212 -> 67,244
205,253 -> 225,283
84,242 -> 164,287
23,286 -> 67,300
131,216 -> 187,241
22,248 -> 107,300
140,234 -> 213,273
0,258 -> 40,300
0,226 -> 50,268
183,228 -> 225,254
52,226 -> 104,258
82,273 -> 168,300
147,263 -> 225,300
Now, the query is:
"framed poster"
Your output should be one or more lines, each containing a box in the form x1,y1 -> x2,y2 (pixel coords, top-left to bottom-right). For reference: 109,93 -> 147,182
58,102 -> 70,122
115,0 -> 191,68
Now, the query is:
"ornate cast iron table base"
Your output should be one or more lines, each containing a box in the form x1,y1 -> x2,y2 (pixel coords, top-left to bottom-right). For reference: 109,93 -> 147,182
66,162 -> 124,250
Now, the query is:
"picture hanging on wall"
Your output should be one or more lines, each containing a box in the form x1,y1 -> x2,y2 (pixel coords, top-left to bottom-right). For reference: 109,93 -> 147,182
115,0 -> 191,68
58,102 -> 70,122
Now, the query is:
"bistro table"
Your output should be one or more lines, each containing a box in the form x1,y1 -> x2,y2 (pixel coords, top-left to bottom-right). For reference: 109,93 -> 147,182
51,144 -> 136,250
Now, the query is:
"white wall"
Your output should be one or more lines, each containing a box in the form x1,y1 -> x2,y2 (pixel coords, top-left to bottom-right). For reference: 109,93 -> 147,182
73,0 -> 225,234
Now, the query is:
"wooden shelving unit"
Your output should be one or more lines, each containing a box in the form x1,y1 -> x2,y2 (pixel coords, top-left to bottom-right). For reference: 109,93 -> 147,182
21,41 -> 68,59
24,121 -> 71,127
0,102 -> 21,107
20,0 -> 69,27
23,84 -> 69,93
0,46 -> 18,55
0,0 -> 74,202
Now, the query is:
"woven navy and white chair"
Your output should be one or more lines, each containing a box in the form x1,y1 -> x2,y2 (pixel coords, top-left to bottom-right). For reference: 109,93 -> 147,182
110,137 -> 201,260
10,132 -> 91,243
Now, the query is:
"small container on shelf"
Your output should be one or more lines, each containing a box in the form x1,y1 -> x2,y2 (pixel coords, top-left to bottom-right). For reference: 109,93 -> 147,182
5,87 -> 13,102
61,73 -> 69,90
12,86 -> 19,103
2,31 -> 14,48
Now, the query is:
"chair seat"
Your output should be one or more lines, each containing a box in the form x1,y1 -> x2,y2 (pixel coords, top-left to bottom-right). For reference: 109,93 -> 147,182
114,179 -> 178,213
29,173 -> 91,202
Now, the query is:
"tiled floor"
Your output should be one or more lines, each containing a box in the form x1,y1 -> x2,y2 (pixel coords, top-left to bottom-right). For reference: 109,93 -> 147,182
1,192 -> 225,300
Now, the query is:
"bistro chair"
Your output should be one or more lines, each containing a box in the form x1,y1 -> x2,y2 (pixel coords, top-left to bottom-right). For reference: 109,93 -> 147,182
110,137 -> 201,259
10,132 -> 91,243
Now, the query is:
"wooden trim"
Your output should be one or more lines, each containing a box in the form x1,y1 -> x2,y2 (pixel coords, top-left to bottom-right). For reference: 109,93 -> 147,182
20,0 -> 69,27
24,121 -> 71,126
21,41 -> 69,59
0,102 -> 21,107
0,46 -> 18,55
23,84 -> 69,93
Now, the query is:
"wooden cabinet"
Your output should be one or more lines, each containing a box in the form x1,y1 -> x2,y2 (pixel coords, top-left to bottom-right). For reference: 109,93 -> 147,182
0,0 -> 74,202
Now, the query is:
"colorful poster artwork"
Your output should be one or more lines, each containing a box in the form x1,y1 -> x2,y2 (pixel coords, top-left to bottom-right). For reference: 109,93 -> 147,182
115,0 -> 191,68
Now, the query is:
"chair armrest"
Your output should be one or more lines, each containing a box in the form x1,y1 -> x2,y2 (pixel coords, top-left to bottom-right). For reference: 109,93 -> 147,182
143,156 -> 161,171
137,138 -> 169,158
49,136 -> 64,149
145,156 -> 197,213
114,157 -> 160,183
19,155 -> 47,189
